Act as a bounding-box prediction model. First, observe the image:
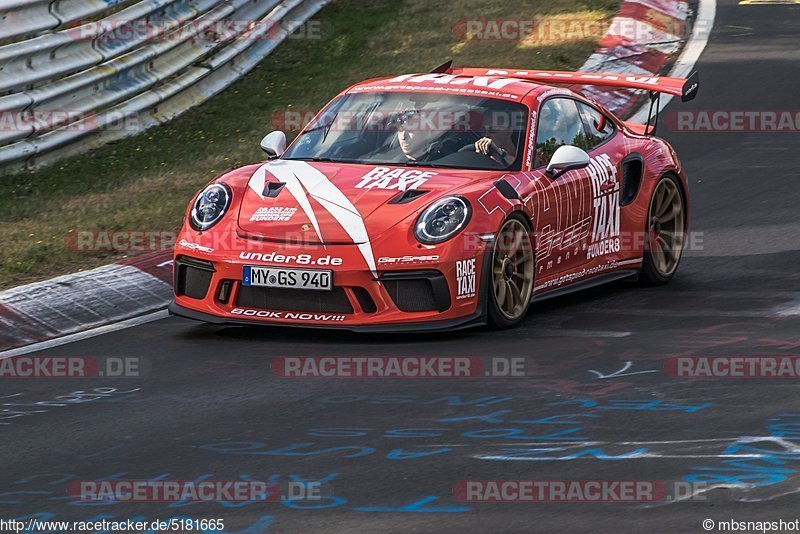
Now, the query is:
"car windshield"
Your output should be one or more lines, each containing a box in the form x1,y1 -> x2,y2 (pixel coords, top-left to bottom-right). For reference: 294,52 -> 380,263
282,92 -> 529,171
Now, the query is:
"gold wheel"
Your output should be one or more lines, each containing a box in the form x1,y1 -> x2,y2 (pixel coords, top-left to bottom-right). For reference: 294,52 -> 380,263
647,177 -> 686,277
491,218 -> 534,321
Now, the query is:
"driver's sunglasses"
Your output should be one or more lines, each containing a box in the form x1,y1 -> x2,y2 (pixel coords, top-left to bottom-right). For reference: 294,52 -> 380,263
393,110 -> 420,129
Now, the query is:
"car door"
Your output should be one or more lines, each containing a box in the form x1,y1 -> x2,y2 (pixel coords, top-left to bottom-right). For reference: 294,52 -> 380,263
573,100 -> 630,271
527,97 -> 596,288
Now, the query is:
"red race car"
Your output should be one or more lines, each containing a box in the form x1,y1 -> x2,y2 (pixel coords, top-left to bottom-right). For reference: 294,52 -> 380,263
169,62 -> 699,332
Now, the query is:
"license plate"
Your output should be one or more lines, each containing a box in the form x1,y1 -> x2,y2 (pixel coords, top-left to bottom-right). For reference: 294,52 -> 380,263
243,266 -> 332,291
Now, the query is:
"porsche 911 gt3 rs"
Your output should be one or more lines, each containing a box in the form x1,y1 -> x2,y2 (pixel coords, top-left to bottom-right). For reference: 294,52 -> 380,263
168,63 -> 699,331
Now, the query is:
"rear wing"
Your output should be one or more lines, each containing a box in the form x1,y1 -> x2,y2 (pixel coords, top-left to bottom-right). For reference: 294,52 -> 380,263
447,68 -> 700,102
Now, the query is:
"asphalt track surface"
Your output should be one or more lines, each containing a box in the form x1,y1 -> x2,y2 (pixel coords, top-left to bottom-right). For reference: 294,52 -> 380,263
3,2 -> 800,532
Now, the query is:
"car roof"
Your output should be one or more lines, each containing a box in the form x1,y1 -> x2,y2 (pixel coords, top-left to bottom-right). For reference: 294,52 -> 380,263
346,72 -> 562,102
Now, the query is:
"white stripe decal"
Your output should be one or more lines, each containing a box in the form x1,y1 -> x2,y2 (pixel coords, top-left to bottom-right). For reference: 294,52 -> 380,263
283,160 -> 377,276
249,160 -> 377,276
248,165 -> 267,198
255,161 -> 324,244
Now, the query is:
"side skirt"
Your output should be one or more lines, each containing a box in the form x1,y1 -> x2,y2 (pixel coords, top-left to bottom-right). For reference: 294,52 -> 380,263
531,268 -> 640,304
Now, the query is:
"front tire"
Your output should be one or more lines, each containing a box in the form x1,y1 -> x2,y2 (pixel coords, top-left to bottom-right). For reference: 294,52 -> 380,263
639,174 -> 686,285
487,213 -> 535,329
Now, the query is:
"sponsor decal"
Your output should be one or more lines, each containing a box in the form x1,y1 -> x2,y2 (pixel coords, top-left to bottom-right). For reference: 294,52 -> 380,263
351,84 -> 520,100
525,111 -> 537,169
586,154 -> 620,260
537,88 -> 573,102
248,160 -> 378,276
355,167 -> 437,191
456,258 -> 477,299
239,251 -> 343,266
177,239 -> 214,254
485,69 -> 661,86
378,255 -> 440,264
388,73 -> 520,90
230,308 -> 347,322
536,218 -> 591,260
249,206 -> 297,222
535,258 -> 642,291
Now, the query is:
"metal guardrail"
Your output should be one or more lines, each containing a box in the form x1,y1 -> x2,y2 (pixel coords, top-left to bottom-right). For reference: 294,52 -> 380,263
0,0 -> 330,175
1,0 -> 132,42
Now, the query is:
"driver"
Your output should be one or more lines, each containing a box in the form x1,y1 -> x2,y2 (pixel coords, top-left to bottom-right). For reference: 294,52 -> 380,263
369,109 -> 511,165
396,110 -> 437,161
466,109 -> 517,166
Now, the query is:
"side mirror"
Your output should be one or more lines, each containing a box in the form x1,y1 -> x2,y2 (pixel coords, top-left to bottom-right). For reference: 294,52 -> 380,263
260,131 -> 286,159
545,145 -> 591,179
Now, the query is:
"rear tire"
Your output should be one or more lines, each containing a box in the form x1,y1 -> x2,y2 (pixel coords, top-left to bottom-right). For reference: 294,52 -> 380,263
487,213 -> 535,329
639,174 -> 686,286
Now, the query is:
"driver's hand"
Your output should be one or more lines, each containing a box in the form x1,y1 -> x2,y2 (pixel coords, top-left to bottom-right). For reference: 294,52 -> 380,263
475,137 -> 494,155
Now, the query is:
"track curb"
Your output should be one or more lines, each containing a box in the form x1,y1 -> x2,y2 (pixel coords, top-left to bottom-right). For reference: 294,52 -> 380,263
0,252 -> 172,352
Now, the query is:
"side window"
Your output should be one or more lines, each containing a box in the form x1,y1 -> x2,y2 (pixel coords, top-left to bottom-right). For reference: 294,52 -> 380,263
534,98 -> 585,167
576,101 -> 615,151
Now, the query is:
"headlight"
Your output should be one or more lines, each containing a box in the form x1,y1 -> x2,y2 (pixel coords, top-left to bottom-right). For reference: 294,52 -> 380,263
190,183 -> 231,231
414,196 -> 471,244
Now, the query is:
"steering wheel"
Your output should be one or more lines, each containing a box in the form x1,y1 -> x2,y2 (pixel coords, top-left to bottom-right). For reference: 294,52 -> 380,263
458,139 -> 506,161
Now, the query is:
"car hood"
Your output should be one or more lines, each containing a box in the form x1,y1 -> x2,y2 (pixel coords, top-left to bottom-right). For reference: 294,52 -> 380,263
237,159 -> 501,244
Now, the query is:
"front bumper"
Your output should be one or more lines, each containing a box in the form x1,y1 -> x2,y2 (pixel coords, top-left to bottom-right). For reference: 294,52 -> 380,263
170,235 -> 492,333
168,301 -> 486,333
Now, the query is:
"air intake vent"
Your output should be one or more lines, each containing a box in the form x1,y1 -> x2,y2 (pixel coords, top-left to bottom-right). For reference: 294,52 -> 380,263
175,257 -> 215,299
236,286 -> 353,314
494,179 -> 520,200
621,156 -> 643,206
381,271 -> 451,313
352,287 -> 377,313
388,189 -> 429,204
217,280 -> 233,304
263,182 -> 286,198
